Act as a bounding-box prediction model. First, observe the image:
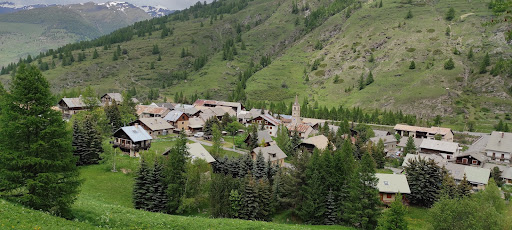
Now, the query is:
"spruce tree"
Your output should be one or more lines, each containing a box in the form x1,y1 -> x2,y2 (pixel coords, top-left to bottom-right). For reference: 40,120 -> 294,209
405,9 -> 413,19
439,173 -> 458,199
254,151 -> 267,179
239,153 -> 254,177
150,160 -> 168,213
164,131 -> 189,213
133,158 -> 150,210
72,120 -> 87,165
352,152 -> 380,229
80,115 -> 102,165
240,175 -> 259,220
404,157 -> 442,207
374,139 -> 386,169
336,140 -> 357,224
249,125 -> 259,150
457,174 -> 472,197
298,150 -> 326,224
377,193 -> 408,230
93,49 -> 99,59
324,189 -> 337,225
403,136 -> 416,155
0,64 -> 81,217
409,60 -> 416,69
256,178 -> 272,220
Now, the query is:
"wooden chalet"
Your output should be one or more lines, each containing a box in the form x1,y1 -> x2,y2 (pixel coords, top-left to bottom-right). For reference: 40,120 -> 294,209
113,125 -> 152,157
129,117 -> 173,137
58,97 -> 87,118
454,152 -> 486,166
163,110 -> 190,132
250,114 -> 282,137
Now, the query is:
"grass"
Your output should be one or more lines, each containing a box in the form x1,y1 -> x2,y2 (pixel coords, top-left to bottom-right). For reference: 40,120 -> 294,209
376,168 -> 394,174
404,206 -> 429,230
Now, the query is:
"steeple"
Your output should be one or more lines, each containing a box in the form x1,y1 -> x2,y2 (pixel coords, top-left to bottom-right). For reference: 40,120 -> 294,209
291,94 -> 301,125
294,94 -> 299,106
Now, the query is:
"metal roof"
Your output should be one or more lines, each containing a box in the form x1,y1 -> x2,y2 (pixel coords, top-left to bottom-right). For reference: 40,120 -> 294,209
101,93 -> 123,102
60,97 -> 86,108
188,117 -> 205,128
163,110 -> 185,122
444,163 -> 490,185
375,173 -> 411,194
370,135 -> 397,144
302,135 -> 330,150
136,105 -> 170,116
257,114 -> 282,126
119,126 -> 152,142
136,117 -> 173,131
187,143 -> 216,163
485,131 -> 512,153
420,139 -> 459,153
252,145 -> 287,162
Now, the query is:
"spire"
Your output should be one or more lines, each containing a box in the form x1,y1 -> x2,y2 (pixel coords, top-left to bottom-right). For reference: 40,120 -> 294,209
294,94 -> 299,106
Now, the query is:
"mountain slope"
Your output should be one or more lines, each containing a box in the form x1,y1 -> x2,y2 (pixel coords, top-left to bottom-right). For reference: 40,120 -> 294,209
1,0 -> 511,130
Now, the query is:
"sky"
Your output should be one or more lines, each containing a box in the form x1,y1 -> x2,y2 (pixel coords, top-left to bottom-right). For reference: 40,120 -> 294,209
10,0 -> 212,10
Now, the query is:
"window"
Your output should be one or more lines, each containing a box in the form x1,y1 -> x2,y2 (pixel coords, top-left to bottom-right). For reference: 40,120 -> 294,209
387,194 -> 392,199
472,160 -> 478,165
447,155 -> 451,160
462,158 -> 468,164
182,122 -> 184,124
269,132 -> 272,135
502,154 -> 505,159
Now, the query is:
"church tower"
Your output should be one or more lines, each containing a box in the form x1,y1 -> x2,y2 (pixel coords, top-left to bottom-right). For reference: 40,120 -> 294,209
291,95 -> 301,124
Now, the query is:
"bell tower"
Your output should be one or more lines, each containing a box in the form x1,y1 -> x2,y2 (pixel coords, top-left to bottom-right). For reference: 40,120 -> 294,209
291,95 -> 301,124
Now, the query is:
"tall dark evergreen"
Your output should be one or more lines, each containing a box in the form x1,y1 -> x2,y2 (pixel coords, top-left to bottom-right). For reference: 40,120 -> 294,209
0,64 -> 81,217
133,158 -> 151,210
240,175 -> 259,220
351,152 -> 380,229
80,115 -> 102,165
104,100 -> 122,133
324,189 -> 337,225
254,151 -> 267,179
164,131 -> 189,213
298,150 -> 326,224
404,157 -> 443,207
149,160 -> 168,213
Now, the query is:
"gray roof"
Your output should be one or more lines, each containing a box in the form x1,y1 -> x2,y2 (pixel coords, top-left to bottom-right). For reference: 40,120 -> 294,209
302,135 -> 330,150
397,137 -> 423,148
60,97 -> 86,108
257,130 -> 273,144
420,139 -> 459,153
374,130 -> 391,138
402,154 -> 445,167
370,135 -> 397,144
137,117 -> 173,131
174,104 -> 199,116
186,143 -> 216,163
482,163 -> 512,180
163,110 -> 185,122
485,131 -> 512,153
454,151 -> 486,163
252,145 -> 287,162
155,103 -> 175,110
375,173 -> 411,194
188,117 -> 205,129
102,93 -> 123,102
120,126 -> 152,142
444,163 -> 490,185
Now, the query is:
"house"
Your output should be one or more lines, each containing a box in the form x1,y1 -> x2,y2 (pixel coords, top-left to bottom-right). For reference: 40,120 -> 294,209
250,114 -> 282,136
369,135 -> 399,150
483,163 -> 512,184
130,117 -> 173,137
237,111 -> 255,124
302,118 -> 328,131
397,137 -> 423,153
286,123 -> 314,139
155,103 -> 175,110
58,97 -> 87,118
375,173 -> 411,205
174,104 -> 200,117
136,105 -> 170,118
163,111 -> 190,132
188,117 -> 205,133
300,135 -> 330,152
444,163 -> 490,190
419,139 -> 460,160
100,93 -> 123,104
485,131 -> 512,164
193,99 -> 244,115
394,124 -> 454,142
402,154 -> 446,168
244,130 -> 273,147
374,130 -> 392,138
251,145 -> 287,167
113,125 -> 152,157
163,143 -> 216,164
454,152 -> 486,166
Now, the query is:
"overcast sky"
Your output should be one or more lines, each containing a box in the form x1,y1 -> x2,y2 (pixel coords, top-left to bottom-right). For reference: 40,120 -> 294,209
10,0 -> 212,10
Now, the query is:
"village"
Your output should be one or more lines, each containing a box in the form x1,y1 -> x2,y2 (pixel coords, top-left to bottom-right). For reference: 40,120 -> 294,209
56,93 -> 512,206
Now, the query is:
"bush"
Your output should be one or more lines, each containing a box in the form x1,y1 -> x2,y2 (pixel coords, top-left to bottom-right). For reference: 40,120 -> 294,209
409,61 -> 416,69
445,7 -> 455,21
444,58 -> 455,70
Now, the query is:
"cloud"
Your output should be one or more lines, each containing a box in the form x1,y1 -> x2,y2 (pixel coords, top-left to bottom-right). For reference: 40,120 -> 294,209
9,0 -> 213,10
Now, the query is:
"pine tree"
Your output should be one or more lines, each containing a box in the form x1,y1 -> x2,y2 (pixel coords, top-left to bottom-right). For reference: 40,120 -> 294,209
133,158 -> 150,210
403,136 -> 416,155
150,160 -> 168,213
152,44 -> 160,54
409,60 -> 416,69
352,152 -> 380,229
366,71 -> 374,85
240,175 -> 259,220
81,115 -> 102,165
104,100 -> 122,133
439,173 -> 458,199
211,124 -> 223,157
358,73 -> 365,90
229,189 -> 242,218
256,178 -> 272,220
404,157 -> 443,207
248,125 -> 259,150
324,189 -> 337,225
405,9 -> 413,19
164,131 -> 189,213
457,174 -> 472,197
72,120 -> 87,165
254,151 -> 267,179
379,0 -> 383,8
298,150 -> 326,224
0,64 -> 81,217
377,193 -> 408,230
112,51 -> 118,61
444,58 -> 455,70
467,47 -> 474,60
445,7 -> 455,21
374,139 -> 386,169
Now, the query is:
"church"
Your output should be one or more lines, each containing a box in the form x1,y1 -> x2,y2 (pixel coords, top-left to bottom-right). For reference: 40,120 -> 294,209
285,95 -> 315,139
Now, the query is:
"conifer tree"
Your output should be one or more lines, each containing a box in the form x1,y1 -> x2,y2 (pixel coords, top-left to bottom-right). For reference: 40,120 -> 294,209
358,73 -> 365,90
440,173 -> 458,199
72,120 -> 87,165
211,124 -> 223,157
336,140 -> 357,223
240,175 -> 259,220
254,151 -> 267,179
80,115 -> 102,165
374,139 -> 386,169
133,158 -> 150,210
150,160 -> 168,213
366,71 -> 374,85
229,189 -> 242,218
298,150 -> 326,224
405,9 -> 413,19
377,193 -> 408,230
248,125 -> 259,150
409,60 -> 416,69
457,174 -> 472,197
351,152 -> 380,229
324,189 -> 337,225
164,131 -> 189,213
239,153 -> 254,177
379,0 -> 383,8
404,157 -> 442,207
0,64 -> 81,216
112,51 -> 118,61
403,136 -> 416,155
92,49 -> 99,59
467,47 -> 474,60
256,178 -> 272,220
445,7 -> 455,21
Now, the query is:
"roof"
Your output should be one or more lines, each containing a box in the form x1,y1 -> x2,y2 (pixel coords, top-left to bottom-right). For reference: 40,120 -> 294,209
287,123 -> 313,133
394,124 -> 453,136
482,163 -> 512,180
252,145 -> 287,162
375,173 -> 411,194
174,104 -> 199,115
302,118 -> 328,126
193,99 -> 242,110
454,151 -> 486,163
155,103 -> 175,110
370,135 -> 397,144
420,139 -> 459,153
199,109 -> 217,121
101,93 -> 123,102
485,131 -> 512,153
398,137 -> 423,148
246,130 -> 273,144
402,154 -> 445,167
215,106 -> 236,116
60,97 -> 86,108
237,111 -> 254,119
302,135 -> 329,150
444,163 -> 490,185
374,130 -> 391,138
188,117 -> 205,129
186,143 -> 216,163
429,126 -> 453,136
136,105 -> 170,116
136,117 -> 173,131
257,114 -> 282,126
118,126 -> 152,142
163,110 -> 186,122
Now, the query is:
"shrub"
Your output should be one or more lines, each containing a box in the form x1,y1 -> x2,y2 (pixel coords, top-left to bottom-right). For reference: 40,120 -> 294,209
444,58 -> 455,70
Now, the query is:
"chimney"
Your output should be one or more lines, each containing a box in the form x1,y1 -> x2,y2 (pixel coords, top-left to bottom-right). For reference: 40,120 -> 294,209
502,132 -> 505,138
134,123 -> 139,128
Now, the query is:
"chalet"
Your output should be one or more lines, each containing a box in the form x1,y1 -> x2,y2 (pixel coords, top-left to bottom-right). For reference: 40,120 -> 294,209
485,131 -> 512,164
300,135 -> 330,152
113,125 -> 152,157
163,143 -> 216,164
163,111 -> 190,132
286,123 -> 314,139
100,93 -> 123,104
136,105 -> 170,118
155,103 -> 175,110
375,173 -> 411,205
483,163 -> 512,184
130,117 -> 173,137
419,139 -> 460,160
369,135 -> 399,150
174,104 -> 200,117
397,137 -> 423,153
444,163 -> 490,191
374,130 -> 392,138
302,118 -> 328,131
251,145 -> 287,167
193,99 -> 244,114
394,124 -> 454,142
237,111 -> 255,124
402,154 -> 446,168
58,97 -> 87,118
188,117 -> 205,133
244,130 -> 273,147
454,152 -> 486,166
250,114 -> 282,137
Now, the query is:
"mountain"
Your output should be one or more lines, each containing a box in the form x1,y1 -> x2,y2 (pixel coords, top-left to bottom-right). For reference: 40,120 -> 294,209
0,1 -> 52,14
140,5 -> 175,17
0,1 -> 151,67
1,0 -> 511,131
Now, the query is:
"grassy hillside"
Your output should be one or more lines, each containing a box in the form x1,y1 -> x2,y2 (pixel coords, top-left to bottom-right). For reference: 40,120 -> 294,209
0,3 -> 151,67
1,0 -> 511,130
